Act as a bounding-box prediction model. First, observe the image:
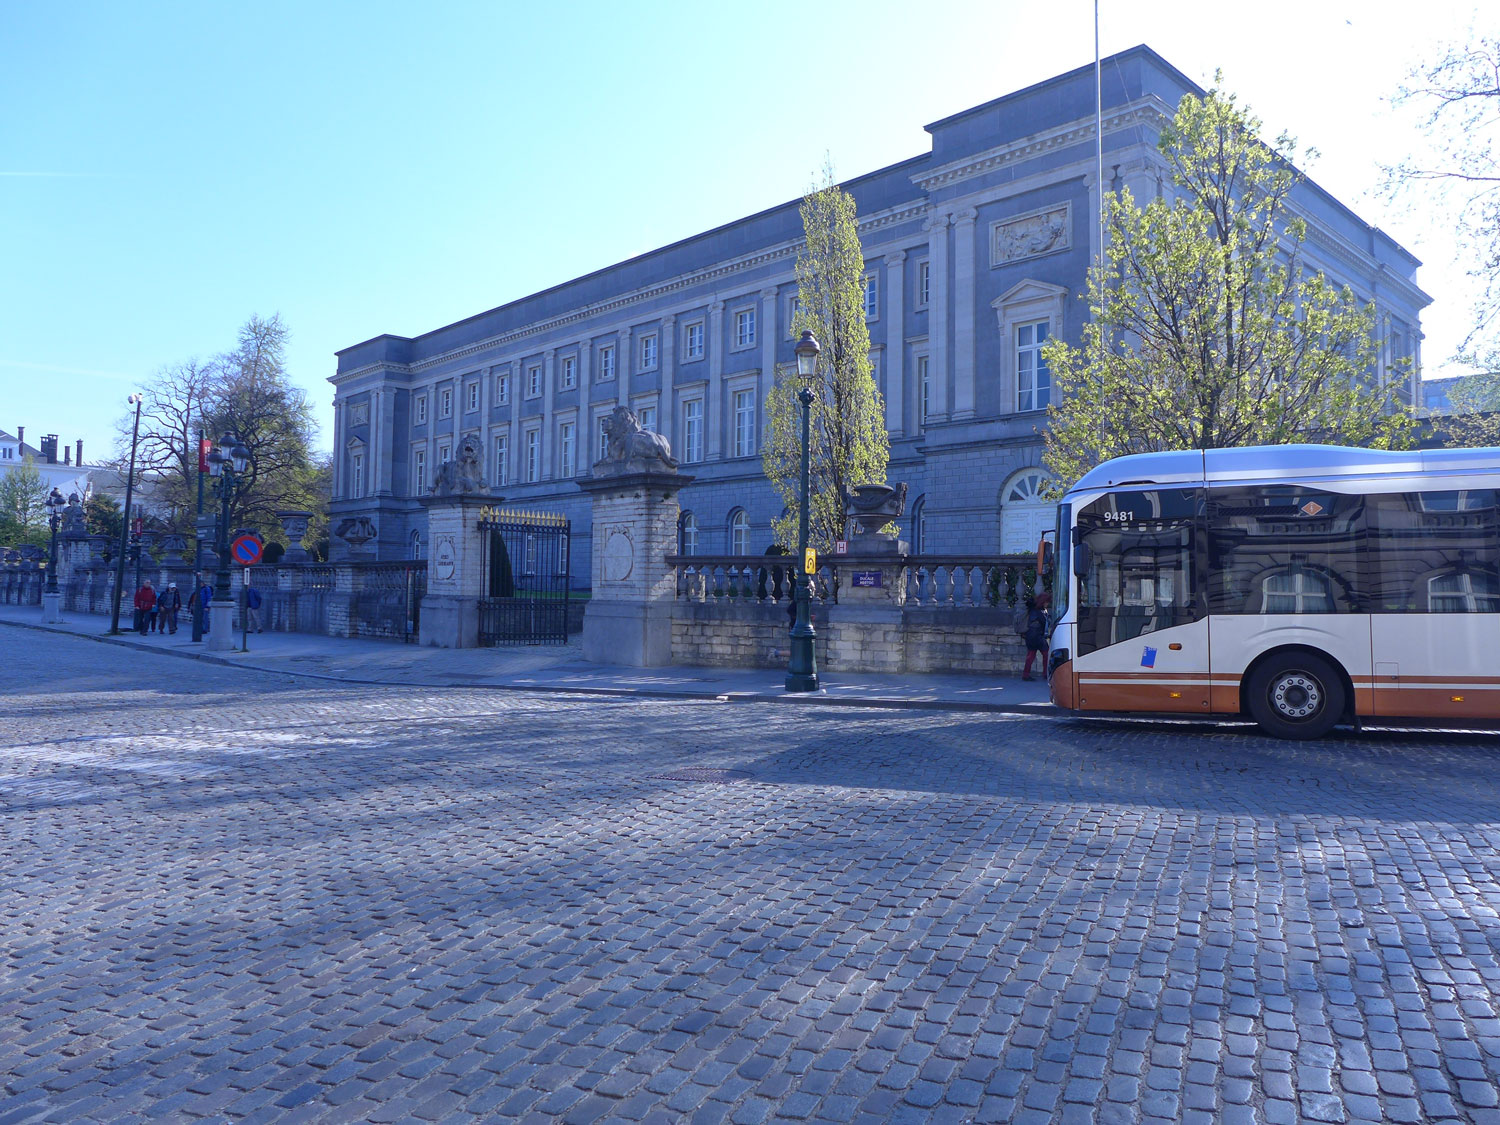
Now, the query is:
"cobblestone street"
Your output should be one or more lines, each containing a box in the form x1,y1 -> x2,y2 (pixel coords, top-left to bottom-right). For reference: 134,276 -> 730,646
3,623 -> 1500,1123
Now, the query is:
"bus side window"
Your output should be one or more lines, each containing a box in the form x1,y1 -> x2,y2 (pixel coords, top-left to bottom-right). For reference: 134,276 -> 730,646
1367,489 -> 1500,613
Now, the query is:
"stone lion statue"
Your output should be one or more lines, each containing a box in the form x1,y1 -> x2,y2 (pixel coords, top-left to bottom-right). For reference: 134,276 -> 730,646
599,406 -> 679,470
431,433 -> 487,495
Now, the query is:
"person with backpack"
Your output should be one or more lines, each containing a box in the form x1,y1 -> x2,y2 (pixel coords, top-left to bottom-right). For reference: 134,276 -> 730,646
132,581 -> 157,634
158,582 -> 183,634
1020,591 -> 1051,681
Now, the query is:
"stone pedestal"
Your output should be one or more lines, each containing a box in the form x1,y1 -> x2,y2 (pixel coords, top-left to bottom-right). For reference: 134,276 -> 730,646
827,542 -> 909,674
42,591 -> 62,623
208,599 -> 235,652
418,494 -> 496,648
578,468 -> 693,667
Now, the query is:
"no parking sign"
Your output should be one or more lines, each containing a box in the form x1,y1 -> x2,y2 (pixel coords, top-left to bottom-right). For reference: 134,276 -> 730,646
230,533 -> 264,566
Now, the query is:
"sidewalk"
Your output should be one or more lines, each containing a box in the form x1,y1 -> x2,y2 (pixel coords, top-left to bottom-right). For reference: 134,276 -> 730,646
0,603 -> 1054,713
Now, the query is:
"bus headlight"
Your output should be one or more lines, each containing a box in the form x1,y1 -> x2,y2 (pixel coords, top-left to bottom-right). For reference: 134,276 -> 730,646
1049,648 -> 1069,675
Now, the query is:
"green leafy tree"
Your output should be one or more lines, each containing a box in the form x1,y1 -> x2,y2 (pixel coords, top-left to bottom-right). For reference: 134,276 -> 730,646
764,171 -> 889,551
1044,84 -> 1415,488
0,456 -> 50,546
85,493 -> 124,541
1438,372 -> 1500,447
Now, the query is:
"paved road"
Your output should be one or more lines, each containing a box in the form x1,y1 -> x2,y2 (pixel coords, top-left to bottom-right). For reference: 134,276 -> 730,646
3,624 -> 1500,1124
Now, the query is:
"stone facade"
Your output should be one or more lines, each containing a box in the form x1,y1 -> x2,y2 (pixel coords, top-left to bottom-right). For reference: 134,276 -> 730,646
327,45 -> 1429,587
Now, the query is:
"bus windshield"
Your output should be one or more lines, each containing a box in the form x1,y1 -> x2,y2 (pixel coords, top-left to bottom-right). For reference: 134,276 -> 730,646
1074,488 -> 1203,657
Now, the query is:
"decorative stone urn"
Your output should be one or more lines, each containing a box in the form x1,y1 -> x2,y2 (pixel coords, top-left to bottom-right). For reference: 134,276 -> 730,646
844,482 -> 909,555
276,510 -> 314,562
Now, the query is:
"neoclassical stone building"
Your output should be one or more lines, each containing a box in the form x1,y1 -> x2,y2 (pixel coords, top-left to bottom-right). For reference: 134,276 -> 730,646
328,45 -> 1429,582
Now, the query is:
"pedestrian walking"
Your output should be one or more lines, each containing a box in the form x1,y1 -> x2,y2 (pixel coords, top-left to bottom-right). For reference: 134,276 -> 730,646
1020,591 -> 1051,682
188,580 -> 215,634
158,582 -> 182,634
244,580 -> 264,633
133,581 -> 157,634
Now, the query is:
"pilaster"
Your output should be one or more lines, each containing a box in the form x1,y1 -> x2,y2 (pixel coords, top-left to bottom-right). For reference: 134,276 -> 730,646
883,253 -> 906,435
377,387 -> 396,495
759,287 -> 778,446
951,207 -> 978,421
707,300 -> 725,459
925,212 -> 951,424
616,326 -> 632,409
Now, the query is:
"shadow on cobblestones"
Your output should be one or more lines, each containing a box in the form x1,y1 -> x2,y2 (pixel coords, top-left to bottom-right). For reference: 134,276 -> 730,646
6,639 -> 1500,1124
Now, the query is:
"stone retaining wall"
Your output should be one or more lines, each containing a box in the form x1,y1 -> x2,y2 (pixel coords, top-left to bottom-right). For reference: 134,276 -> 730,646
671,602 -> 1027,675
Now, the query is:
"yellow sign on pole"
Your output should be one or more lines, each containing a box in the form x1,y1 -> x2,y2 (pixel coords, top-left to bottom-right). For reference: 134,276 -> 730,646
804,548 -> 817,575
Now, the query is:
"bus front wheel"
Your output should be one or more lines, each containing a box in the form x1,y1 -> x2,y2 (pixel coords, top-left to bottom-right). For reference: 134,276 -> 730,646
1246,652 -> 1346,740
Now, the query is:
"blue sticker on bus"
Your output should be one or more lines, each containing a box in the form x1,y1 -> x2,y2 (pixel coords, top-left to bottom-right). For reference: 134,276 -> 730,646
1141,646 -> 1157,668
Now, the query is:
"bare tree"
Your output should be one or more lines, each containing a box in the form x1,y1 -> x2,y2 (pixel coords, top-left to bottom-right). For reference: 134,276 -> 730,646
1387,36 -> 1500,358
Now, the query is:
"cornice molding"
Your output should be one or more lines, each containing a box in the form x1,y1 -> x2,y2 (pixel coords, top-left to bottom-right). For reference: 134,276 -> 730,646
387,202 -> 929,377
911,98 -> 1173,193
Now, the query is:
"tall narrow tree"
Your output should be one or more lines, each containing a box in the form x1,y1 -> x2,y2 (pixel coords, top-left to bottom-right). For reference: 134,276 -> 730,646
764,171 -> 889,551
1044,85 -> 1415,487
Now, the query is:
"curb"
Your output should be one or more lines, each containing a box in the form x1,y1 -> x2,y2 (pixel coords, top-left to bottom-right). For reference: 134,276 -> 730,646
0,616 -> 1058,717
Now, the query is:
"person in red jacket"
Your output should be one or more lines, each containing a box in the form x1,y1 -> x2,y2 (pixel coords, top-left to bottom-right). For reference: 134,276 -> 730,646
133,581 -> 157,634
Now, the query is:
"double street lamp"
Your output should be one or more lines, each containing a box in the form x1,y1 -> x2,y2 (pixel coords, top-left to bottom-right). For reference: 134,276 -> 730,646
206,431 -> 251,607
785,330 -> 821,694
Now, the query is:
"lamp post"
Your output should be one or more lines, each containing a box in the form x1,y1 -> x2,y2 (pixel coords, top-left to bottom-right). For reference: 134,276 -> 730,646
108,392 -> 144,634
205,431 -> 250,652
42,487 -> 67,623
785,330 -> 821,693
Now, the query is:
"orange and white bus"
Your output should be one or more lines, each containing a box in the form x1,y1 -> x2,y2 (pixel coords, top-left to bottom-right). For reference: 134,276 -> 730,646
1044,444 -> 1500,738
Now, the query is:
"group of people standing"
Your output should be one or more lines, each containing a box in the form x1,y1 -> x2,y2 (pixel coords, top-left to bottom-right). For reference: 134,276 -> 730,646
130,579 -> 264,635
131,581 -> 184,634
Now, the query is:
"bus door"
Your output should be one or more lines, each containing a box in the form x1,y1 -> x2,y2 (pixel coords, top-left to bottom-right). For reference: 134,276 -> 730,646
1071,488 -> 1212,715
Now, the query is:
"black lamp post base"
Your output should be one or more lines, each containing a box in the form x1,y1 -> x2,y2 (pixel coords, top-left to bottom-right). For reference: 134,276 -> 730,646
784,671 -> 821,693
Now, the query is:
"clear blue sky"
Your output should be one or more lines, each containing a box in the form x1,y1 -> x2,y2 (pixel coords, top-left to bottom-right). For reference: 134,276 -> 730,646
1,0 -> 1485,463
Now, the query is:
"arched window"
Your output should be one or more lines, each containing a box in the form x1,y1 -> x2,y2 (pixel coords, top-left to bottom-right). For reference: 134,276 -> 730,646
729,509 -> 750,555
909,496 -> 926,554
999,467 -> 1054,554
408,530 -> 423,561
1429,571 -> 1500,613
679,511 -> 699,556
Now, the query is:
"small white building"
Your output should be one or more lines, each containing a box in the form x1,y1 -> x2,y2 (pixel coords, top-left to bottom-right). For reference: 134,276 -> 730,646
0,428 -> 96,501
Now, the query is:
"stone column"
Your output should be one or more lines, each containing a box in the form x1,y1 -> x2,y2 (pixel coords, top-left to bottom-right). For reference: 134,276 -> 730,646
951,207 -> 977,420
418,493 -> 498,648
882,253 -> 905,435
925,212 -> 951,423
577,465 -> 694,666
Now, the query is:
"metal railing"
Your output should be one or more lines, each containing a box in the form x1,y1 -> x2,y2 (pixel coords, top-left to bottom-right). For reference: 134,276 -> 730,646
666,552 -> 1044,614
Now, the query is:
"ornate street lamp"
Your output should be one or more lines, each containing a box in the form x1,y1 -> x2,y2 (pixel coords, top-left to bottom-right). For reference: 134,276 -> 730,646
207,431 -> 251,607
108,393 -> 144,634
44,488 -> 66,594
785,330 -> 821,693
41,487 -> 68,623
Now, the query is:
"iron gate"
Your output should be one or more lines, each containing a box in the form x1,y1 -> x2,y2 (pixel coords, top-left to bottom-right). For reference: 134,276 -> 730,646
477,507 -> 571,645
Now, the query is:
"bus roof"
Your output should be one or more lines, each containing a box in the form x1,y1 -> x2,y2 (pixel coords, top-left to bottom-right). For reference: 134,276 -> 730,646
1066,444 -> 1500,495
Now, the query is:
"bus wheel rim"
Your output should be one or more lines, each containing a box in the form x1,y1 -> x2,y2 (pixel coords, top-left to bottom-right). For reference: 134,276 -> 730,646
1271,672 -> 1321,720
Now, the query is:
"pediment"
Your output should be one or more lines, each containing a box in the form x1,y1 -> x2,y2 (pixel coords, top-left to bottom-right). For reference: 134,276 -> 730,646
992,279 -> 1069,309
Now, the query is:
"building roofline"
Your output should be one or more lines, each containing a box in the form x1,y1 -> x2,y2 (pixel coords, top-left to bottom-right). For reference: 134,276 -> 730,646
344,153 -> 932,365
